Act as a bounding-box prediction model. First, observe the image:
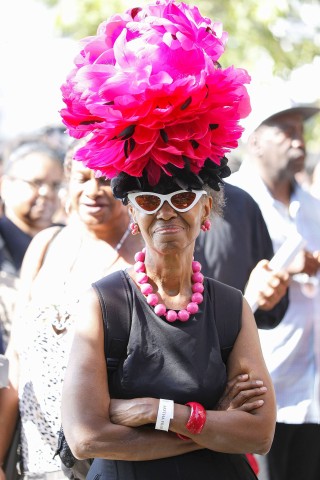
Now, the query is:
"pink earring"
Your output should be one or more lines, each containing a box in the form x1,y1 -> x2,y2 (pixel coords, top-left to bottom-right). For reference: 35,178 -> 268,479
201,219 -> 211,232
130,222 -> 139,235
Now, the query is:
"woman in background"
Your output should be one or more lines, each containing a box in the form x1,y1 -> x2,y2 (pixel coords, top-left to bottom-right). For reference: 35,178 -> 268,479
0,141 -> 64,351
0,141 -> 143,479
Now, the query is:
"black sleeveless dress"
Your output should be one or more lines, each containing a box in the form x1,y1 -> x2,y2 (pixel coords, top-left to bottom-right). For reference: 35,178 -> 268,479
87,271 -> 258,480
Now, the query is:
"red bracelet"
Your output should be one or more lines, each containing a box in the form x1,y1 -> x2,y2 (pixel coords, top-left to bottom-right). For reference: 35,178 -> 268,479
177,401 -> 207,440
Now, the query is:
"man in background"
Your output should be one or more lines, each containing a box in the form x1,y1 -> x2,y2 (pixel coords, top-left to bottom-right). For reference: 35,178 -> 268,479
229,87 -> 320,480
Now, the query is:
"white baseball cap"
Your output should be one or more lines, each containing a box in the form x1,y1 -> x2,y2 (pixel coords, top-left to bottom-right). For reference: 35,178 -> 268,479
241,80 -> 320,142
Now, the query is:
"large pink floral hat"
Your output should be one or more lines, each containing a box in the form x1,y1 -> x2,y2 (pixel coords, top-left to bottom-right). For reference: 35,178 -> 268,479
60,0 -> 251,192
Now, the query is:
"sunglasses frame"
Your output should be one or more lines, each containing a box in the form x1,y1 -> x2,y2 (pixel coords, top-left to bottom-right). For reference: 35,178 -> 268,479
127,190 -> 207,214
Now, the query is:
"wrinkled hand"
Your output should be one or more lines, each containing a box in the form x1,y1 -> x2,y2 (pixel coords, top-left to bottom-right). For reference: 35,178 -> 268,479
288,250 -> 320,277
109,397 -> 157,428
216,373 -> 267,412
245,259 -> 289,311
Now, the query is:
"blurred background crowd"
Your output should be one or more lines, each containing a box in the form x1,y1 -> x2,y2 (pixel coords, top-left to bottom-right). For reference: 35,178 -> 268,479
0,1 -> 319,480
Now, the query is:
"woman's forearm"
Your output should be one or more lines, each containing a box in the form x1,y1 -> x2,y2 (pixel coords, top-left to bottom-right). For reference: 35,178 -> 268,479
68,420 -> 201,461
170,403 -> 274,455
0,383 -> 19,465
107,393 -> 273,457
67,397 -> 273,462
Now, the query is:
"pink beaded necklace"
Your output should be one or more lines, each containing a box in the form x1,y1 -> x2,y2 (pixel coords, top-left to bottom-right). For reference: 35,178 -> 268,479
134,249 -> 204,322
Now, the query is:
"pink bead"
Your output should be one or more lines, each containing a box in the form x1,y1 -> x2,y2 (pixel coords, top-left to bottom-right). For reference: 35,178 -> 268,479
137,272 -> 148,284
191,272 -> 204,283
166,310 -> 178,322
154,304 -> 167,316
192,261 -> 201,272
141,283 -> 153,295
187,302 -> 199,314
134,251 -> 145,262
134,261 -> 145,273
147,293 -> 159,306
204,219 -> 211,231
133,250 -> 204,322
178,310 -> 190,322
192,282 -> 204,293
192,292 -> 203,304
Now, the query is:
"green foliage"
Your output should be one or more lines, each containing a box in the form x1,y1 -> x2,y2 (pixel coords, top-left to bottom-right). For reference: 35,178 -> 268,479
50,0 -> 151,39
194,0 -> 319,76
39,0 -> 58,5
36,0 -> 320,78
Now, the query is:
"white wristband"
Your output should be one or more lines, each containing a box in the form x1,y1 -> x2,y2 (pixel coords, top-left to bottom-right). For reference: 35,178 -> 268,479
155,399 -> 174,431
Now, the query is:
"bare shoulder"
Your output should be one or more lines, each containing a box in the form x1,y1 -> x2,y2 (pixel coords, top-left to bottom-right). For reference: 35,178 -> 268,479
20,225 -> 65,278
74,286 -> 104,339
25,225 -> 64,256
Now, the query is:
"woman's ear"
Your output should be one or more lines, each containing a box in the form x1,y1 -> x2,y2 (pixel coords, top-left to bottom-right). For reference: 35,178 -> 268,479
128,203 -> 136,222
203,195 -> 212,218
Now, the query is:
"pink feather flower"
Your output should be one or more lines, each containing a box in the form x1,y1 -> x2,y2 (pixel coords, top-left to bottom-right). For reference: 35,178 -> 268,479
60,0 -> 251,184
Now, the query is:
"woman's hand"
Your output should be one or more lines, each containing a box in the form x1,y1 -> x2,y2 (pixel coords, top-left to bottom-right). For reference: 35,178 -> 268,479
109,397 -> 158,427
110,372 -> 267,428
216,373 -> 267,412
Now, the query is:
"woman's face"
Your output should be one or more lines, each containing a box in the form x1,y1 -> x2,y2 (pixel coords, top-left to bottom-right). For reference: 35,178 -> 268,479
68,160 -> 126,226
129,190 -> 212,253
1,152 -> 63,230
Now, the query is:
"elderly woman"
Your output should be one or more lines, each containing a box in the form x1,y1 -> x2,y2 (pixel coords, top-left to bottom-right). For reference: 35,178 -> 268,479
59,1 -> 276,479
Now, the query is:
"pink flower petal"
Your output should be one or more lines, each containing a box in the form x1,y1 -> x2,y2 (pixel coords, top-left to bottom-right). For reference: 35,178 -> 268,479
60,0 -> 251,181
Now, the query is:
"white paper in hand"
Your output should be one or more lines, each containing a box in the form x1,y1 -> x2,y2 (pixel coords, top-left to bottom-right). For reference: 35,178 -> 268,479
268,233 -> 305,272
247,233 -> 305,313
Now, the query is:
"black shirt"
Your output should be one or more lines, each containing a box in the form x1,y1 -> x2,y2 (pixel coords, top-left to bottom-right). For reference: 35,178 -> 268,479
0,216 -> 32,274
195,183 -> 289,329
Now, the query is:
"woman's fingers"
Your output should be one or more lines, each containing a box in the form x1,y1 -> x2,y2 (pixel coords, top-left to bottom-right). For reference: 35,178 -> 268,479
228,385 -> 267,409
237,399 -> 265,412
217,373 -> 267,411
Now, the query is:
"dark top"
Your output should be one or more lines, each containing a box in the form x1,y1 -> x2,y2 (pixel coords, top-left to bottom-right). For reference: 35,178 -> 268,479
0,217 -> 32,353
195,183 -> 289,329
88,272 -> 257,480
0,216 -> 65,275
0,216 -> 32,274
0,332 -> 4,354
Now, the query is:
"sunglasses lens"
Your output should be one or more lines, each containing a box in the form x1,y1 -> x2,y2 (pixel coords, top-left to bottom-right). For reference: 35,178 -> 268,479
135,194 -> 161,212
171,192 -> 196,210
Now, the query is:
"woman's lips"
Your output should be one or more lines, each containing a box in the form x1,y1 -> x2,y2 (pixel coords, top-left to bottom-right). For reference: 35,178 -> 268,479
154,224 -> 184,234
82,202 -> 108,213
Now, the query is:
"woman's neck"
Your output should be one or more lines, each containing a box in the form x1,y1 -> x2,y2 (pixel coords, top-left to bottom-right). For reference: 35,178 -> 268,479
144,248 -> 195,296
71,211 -> 131,246
131,246 -> 200,312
